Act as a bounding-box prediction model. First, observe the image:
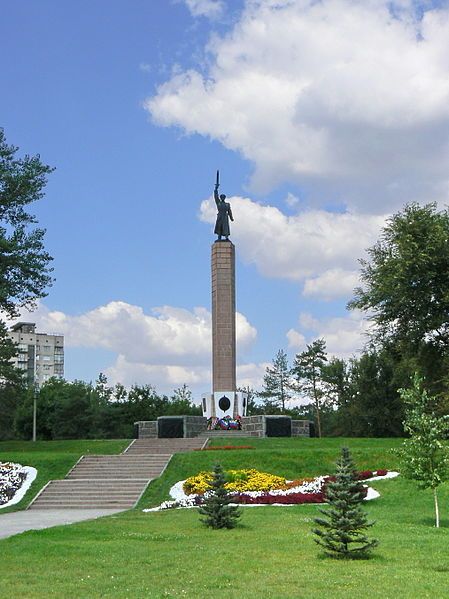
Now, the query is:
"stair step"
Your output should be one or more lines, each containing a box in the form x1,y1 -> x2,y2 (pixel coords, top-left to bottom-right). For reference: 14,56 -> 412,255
31,503 -> 134,509
28,444 -> 178,510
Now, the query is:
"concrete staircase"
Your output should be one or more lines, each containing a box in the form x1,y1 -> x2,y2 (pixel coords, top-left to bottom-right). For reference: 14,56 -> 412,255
124,438 -> 207,455
29,452 -> 172,510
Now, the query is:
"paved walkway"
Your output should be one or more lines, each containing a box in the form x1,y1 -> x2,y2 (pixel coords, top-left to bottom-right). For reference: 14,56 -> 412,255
0,509 -> 123,540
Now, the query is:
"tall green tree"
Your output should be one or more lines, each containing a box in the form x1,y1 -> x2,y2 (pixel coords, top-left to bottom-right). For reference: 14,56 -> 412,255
398,375 -> 449,528
0,129 -> 54,381
349,350 -> 404,437
0,381 -> 27,440
292,339 -> 327,437
259,349 -> 292,412
349,203 -> 449,398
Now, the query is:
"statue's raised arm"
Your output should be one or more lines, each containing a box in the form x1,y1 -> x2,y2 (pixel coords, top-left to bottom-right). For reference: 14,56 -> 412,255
213,170 -> 233,241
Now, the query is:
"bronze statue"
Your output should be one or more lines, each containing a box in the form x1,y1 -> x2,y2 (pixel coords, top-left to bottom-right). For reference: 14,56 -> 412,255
214,170 -> 234,240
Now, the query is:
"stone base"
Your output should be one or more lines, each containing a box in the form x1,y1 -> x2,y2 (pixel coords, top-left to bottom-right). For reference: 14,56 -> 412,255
134,416 -> 207,439
241,416 -> 312,437
134,415 -> 311,438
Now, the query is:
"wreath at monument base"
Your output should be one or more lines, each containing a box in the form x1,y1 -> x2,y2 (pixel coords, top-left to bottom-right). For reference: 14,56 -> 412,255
207,415 -> 242,431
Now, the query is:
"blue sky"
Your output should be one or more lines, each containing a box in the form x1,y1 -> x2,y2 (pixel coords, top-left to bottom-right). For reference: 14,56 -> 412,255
2,0 -> 448,397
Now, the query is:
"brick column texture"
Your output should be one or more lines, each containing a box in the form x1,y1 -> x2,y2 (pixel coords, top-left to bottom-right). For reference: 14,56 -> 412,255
211,241 -> 236,393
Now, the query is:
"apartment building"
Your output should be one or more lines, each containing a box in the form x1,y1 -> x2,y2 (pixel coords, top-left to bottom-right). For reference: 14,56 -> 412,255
9,322 -> 64,387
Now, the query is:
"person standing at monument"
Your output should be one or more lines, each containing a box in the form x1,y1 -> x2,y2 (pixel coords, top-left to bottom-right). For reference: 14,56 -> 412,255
214,171 -> 234,240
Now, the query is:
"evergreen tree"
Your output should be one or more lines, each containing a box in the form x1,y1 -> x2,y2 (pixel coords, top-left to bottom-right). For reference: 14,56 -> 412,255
398,374 -> 449,528
313,447 -> 378,559
292,338 -> 327,437
260,349 -> 292,411
199,463 -> 242,529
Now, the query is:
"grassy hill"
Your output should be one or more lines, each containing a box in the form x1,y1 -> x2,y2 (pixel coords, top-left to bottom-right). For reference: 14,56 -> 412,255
1,437 -> 448,597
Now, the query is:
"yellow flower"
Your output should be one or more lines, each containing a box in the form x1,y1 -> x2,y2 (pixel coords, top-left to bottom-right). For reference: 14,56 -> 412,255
183,468 -> 287,495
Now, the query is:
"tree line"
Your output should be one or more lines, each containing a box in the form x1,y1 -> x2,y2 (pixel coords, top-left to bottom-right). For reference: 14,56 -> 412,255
0,376 -> 200,440
254,203 -> 449,436
250,343 -> 404,437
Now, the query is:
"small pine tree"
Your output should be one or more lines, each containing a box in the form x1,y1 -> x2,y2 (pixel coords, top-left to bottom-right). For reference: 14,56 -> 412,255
199,463 -> 242,529
313,447 -> 378,559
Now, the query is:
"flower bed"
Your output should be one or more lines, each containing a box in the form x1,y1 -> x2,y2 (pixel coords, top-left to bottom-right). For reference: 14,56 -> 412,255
184,468 -> 288,495
0,462 -> 31,507
183,468 -> 386,496
143,468 -> 398,512
194,445 -> 255,451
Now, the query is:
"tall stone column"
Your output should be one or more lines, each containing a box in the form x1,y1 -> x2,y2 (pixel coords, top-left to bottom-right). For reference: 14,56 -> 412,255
201,240 -> 247,420
211,240 -> 236,393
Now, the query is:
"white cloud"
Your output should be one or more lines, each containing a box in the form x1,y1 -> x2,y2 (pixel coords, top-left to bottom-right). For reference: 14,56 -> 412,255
183,0 -> 224,19
303,268 -> 360,300
104,355 -> 211,390
147,0 -> 449,211
286,328 -> 306,349
288,310 -> 371,359
200,195 -> 384,287
237,361 -> 270,390
285,192 -> 300,208
11,301 -> 257,392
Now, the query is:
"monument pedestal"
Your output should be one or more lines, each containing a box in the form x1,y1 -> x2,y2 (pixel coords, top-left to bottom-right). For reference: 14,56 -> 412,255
201,391 -> 247,420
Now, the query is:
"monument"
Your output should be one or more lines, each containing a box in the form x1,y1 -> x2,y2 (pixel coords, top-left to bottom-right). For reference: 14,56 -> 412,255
202,172 -> 247,421
132,171 -> 311,438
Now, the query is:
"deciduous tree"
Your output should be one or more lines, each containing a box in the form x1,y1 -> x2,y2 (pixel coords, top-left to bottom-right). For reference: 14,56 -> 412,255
0,129 -> 54,382
349,203 -> 449,397
398,374 -> 449,528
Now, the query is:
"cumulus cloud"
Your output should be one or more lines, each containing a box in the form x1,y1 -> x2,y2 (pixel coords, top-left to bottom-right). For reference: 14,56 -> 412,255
183,0 -> 224,19
147,0 -> 449,211
237,361 -> 270,390
12,301 -> 257,391
200,195 -> 384,294
286,328 -> 306,349
104,355 -> 212,390
303,269 -> 360,300
30,301 -> 256,363
288,310 -> 371,359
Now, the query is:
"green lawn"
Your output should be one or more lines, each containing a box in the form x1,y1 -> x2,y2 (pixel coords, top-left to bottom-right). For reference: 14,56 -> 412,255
0,439 -> 130,512
1,437 -> 448,597
138,437 -> 403,509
